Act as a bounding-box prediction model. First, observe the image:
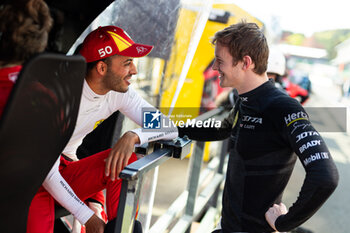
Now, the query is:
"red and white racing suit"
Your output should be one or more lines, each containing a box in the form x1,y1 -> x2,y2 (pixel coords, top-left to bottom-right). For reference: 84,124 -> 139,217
0,67 -> 178,233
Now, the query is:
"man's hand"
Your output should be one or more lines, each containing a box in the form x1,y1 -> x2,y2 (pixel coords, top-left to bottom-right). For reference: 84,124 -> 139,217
85,214 -> 105,233
105,131 -> 140,181
265,203 -> 288,231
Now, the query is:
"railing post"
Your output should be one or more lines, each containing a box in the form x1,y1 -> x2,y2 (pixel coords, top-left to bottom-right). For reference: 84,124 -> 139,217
114,178 -> 142,233
184,141 -> 205,232
209,138 -> 229,208
111,138 -> 191,233
114,149 -> 172,233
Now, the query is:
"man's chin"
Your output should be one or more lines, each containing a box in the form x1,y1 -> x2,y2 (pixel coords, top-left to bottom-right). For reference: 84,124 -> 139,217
122,87 -> 129,93
115,86 -> 129,93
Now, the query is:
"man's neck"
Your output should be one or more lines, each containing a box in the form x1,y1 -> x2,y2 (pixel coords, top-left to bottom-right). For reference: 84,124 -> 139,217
85,76 -> 108,95
237,73 -> 269,95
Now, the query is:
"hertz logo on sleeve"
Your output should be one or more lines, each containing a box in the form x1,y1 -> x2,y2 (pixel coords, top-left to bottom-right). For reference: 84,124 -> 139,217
284,111 -> 308,126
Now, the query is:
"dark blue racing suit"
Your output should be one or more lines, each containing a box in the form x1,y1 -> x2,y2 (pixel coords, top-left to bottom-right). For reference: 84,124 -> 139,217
178,80 -> 338,232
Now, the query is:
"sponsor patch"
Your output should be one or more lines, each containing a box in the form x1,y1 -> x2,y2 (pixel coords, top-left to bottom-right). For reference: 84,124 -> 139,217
240,97 -> 248,102
136,46 -> 148,54
242,115 -> 263,124
303,152 -> 329,166
299,140 -> 321,153
296,131 -> 319,143
285,111 -> 308,126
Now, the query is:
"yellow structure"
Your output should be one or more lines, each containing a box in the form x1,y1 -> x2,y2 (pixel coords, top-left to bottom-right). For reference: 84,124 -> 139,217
159,3 -> 263,160
160,3 -> 263,111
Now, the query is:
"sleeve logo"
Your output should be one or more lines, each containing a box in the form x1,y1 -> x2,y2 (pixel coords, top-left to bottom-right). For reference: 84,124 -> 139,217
303,152 -> 329,166
299,140 -> 321,153
285,111 -> 308,126
296,131 -> 319,143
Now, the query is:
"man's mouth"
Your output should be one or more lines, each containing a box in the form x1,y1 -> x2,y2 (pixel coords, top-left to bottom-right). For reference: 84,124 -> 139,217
124,76 -> 132,85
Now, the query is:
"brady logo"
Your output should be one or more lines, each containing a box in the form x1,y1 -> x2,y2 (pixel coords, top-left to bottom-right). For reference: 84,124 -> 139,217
242,115 -> 263,124
296,131 -> 319,143
284,111 -> 308,126
299,140 -> 321,153
143,110 -> 161,129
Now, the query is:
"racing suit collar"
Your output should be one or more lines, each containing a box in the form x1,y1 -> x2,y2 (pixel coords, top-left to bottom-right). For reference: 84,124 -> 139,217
83,79 -> 105,101
239,80 -> 274,103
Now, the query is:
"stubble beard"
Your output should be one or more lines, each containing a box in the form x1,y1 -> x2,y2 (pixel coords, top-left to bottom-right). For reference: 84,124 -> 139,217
104,69 -> 128,93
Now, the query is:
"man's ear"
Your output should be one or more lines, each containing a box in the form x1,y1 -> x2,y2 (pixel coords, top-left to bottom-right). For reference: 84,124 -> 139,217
242,56 -> 253,70
96,61 -> 107,76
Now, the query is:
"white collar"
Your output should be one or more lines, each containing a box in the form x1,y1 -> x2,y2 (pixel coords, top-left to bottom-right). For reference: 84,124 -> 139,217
83,79 -> 105,101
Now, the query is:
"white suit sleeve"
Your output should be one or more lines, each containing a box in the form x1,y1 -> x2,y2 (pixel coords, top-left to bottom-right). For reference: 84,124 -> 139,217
130,126 -> 178,146
117,87 -> 178,145
43,157 -> 94,225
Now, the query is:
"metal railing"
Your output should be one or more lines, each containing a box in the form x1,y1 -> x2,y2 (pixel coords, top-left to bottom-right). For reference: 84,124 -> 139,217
114,107 -> 230,233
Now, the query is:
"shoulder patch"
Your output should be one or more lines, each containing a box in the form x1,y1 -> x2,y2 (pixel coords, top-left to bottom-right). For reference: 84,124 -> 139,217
284,111 -> 308,126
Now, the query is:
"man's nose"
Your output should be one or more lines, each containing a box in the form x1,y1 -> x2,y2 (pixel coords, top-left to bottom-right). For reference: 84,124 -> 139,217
131,63 -> 137,75
212,60 -> 218,70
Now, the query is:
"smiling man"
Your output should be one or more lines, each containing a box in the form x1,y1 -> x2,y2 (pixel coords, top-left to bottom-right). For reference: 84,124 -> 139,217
178,22 -> 339,232
26,25 -> 178,233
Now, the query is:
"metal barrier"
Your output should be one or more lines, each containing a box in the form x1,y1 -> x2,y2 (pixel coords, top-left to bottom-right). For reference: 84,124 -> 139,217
114,107 -> 230,233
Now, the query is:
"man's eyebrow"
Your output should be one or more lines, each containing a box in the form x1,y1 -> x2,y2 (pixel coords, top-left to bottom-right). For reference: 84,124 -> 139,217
215,56 -> 223,61
123,58 -> 133,63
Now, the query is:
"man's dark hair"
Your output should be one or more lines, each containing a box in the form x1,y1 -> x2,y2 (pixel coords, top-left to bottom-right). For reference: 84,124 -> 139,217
86,57 -> 112,74
0,0 -> 52,66
212,21 -> 269,75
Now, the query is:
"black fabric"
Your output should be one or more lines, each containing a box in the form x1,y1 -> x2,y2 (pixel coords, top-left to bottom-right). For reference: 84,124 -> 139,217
104,218 -> 143,233
178,80 -> 338,232
0,53 -> 85,233
133,220 -> 143,233
53,218 -> 71,233
45,0 -> 115,53
76,111 -> 121,159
